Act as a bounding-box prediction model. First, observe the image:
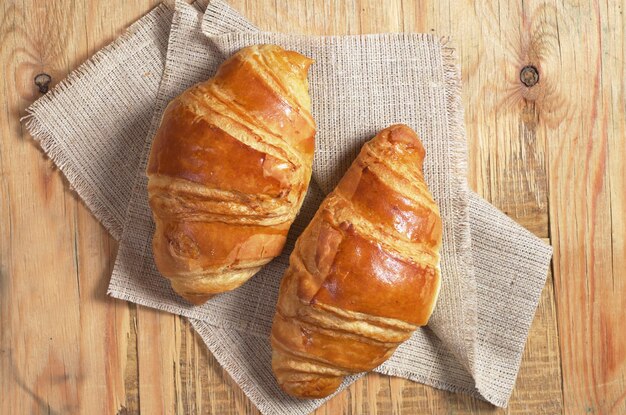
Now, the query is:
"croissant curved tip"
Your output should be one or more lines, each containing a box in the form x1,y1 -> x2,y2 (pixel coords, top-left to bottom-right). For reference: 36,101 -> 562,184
251,44 -> 314,72
278,376 -> 343,399
180,292 -> 214,305
383,124 -> 419,142
284,50 -> 315,71
378,124 -> 426,162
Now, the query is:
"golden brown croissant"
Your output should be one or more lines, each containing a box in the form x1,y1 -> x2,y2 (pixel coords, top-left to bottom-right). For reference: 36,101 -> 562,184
146,45 -> 315,305
270,124 -> 442,398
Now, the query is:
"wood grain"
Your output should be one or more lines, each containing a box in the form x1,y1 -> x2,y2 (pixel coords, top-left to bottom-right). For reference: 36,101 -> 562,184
1,0 -> 624,414
542,0 -> 626,412
0,1 -> 158,414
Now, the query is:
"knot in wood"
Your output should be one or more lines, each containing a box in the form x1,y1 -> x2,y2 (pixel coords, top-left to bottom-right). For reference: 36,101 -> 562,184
520,65 -> 539,87
34,73 -> 52,94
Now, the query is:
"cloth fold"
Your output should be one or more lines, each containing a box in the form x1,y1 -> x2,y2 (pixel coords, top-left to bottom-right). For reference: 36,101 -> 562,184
24,1 -> 552,413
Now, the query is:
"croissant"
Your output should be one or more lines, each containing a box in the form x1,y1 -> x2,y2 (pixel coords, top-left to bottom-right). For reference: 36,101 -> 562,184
146,45 -> 315,305
270,124 -> 442,398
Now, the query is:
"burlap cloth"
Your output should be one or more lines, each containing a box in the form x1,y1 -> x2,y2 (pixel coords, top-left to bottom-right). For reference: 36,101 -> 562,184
24,1 -> 553,413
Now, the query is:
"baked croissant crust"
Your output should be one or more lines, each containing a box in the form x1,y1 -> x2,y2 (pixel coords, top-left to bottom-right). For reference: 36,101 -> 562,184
147,45 -> 315,305
271,124 -> 442,398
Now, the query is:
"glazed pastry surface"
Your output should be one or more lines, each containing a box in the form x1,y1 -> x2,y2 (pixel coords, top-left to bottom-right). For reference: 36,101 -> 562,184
271,125 -> 442,398
147,45 -> 315,305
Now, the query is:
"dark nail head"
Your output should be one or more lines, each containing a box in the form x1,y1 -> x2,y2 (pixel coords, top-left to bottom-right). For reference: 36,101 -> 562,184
34,73 -> 52,94
520,65 -> 539,87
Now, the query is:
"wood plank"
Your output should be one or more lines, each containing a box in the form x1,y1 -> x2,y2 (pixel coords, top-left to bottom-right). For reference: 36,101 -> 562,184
0,1 -> 159,414
544,0 -> 626,413
0,1 -> 112,414
135,306 -> 180,414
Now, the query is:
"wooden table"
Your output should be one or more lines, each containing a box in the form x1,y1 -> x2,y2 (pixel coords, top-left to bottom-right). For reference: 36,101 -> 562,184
1,1 -> 624,414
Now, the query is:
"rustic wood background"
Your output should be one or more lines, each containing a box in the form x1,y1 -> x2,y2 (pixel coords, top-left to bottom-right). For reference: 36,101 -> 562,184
1,0 -> 624,414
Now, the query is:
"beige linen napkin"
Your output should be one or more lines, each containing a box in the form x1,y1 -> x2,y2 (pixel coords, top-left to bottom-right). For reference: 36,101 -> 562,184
24,1 -> 552,413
